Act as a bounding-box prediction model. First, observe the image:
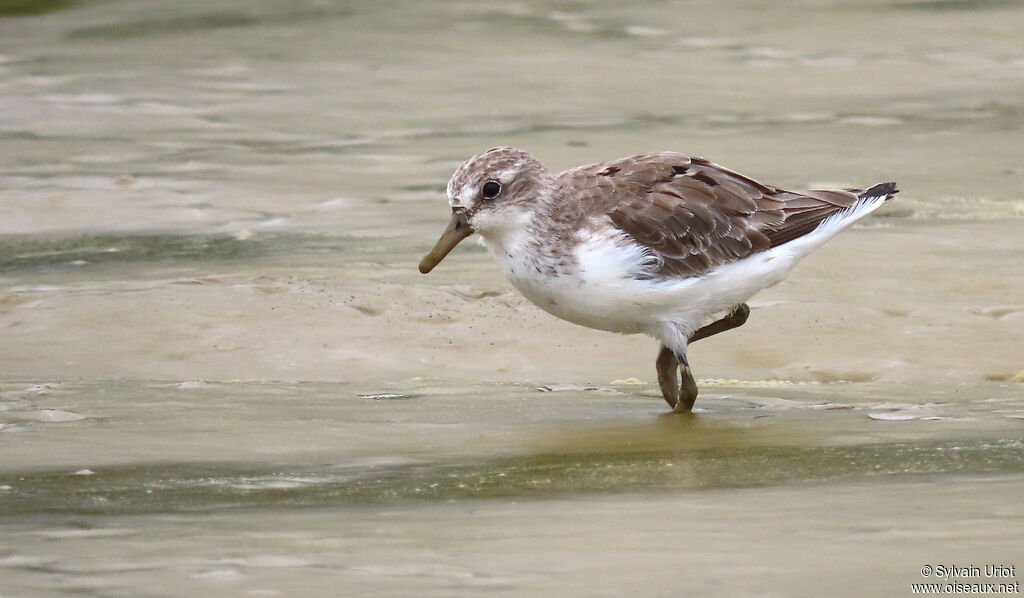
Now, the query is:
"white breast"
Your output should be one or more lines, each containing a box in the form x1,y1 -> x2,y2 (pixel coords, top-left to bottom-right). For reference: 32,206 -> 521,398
483,229 -> 658,334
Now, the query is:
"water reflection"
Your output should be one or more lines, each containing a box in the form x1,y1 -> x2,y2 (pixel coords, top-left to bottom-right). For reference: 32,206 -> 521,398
3,437 -> 1022,516
0,0 -> 75,17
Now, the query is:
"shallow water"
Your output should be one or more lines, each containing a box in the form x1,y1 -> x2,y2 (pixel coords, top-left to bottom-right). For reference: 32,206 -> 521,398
2,0 -> 1023,596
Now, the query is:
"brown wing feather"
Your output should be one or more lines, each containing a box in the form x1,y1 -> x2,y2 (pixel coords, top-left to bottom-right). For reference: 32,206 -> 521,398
558,153 -> 884,279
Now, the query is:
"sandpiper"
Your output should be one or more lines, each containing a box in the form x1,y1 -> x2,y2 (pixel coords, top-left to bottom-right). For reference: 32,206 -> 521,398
419,147 -> 897,412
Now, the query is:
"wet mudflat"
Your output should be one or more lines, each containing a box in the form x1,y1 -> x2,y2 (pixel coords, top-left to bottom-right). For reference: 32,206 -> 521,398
2,0 -> 1024,596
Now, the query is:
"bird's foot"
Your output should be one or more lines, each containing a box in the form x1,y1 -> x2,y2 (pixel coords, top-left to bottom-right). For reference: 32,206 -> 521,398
656,344 -> 699,413
673,362 -> 699,413
689,303 -> 750,344
656,344 -> 680,410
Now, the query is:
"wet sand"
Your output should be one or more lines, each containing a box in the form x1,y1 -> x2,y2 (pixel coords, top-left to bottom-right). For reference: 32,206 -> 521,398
2,0 -> 1024,596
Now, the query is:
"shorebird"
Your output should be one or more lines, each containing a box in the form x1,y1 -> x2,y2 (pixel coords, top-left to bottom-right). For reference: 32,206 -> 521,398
419,147 -> 897,412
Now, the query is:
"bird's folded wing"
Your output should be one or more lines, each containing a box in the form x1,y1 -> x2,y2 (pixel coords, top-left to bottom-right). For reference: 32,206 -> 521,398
560,153 -> 861,279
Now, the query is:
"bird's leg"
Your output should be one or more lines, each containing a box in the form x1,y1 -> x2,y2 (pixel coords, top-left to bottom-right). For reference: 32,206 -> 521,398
654,304 -> 750,413
689,303 -> 750,344
656,344 -> 700,413
674,351 -> 699,413
656,344 -> 679,410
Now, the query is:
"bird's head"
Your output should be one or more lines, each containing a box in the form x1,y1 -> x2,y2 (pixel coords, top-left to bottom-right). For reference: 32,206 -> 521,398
419,147 -> 550,273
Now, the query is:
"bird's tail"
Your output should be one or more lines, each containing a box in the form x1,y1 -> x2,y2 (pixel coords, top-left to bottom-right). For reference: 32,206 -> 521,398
776,181 -> 898,259
858,182 -> 899,203
816,182 -> 898,233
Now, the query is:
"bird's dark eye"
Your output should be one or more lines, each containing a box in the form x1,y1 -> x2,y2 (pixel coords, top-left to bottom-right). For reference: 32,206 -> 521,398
481,181 -> 501,200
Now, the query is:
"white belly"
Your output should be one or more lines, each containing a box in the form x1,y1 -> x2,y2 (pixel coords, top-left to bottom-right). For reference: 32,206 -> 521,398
486,231 -> 801,340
